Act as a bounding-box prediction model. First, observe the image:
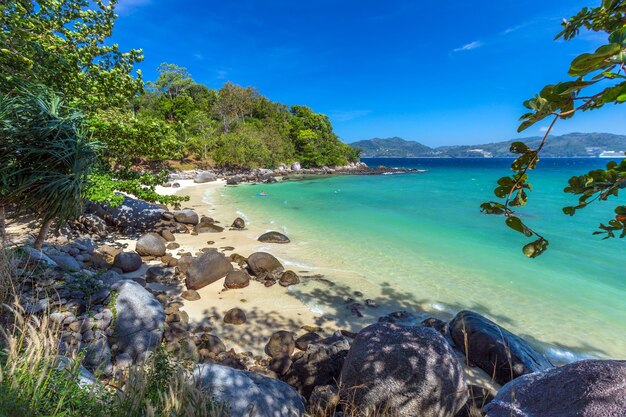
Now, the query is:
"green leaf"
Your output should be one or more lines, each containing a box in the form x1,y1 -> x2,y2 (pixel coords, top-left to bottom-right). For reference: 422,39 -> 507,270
506,216 -> 533,237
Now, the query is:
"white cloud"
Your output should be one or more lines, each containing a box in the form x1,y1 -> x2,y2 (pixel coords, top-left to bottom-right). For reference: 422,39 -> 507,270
216,70 -> 228,80
331,110 -> 372,122
539,126 -> 549,132
453,41 -> 483,52
193,53 -> 204,60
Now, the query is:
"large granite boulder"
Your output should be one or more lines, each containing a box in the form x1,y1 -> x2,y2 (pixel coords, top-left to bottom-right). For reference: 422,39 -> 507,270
246,252 -> 284,280
194,172 -> 217,183
110,280 -> 165,360
173,209 -> 199,225
484,360 -> 626,417
112,252 -> 143,273
185,250 -> 233,290
450,310 -> 553,385
193,363 -> 305,417
339,322 -> 467,417
49,255 -> 81,272
258,231 -> 290,244
86,196 -> 164,233
135,233 -> 166,257
284,333 -> 350,399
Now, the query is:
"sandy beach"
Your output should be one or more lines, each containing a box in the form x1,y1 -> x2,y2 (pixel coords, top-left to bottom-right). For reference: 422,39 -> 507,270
145,178 -> 498,391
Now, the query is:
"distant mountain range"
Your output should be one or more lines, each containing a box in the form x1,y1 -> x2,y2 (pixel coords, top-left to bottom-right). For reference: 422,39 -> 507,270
350,133 -> 626,158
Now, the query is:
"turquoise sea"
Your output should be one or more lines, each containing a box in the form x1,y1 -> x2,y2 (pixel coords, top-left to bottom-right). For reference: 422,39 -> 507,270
218,158 -> 626,361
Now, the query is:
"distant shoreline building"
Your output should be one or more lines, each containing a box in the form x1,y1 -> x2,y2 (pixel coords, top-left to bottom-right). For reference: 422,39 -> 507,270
599,150 -> 626,158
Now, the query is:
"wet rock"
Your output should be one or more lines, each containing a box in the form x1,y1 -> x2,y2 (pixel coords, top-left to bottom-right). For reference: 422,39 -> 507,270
279,271 -> 300,287
339,322 -> 468,417
224,270 -> 251,289
484,360 -> 626,417
186,250 -> 233,290
135,233 -> 166,257
231,217 -> 245,229
450,310 -> 553,385
258,231 -> 290,244
223,308 -> 246,325
112,252 -> 142,273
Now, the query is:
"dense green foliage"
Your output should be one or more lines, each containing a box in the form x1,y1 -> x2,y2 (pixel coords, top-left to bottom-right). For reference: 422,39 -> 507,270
482,0 -> 626,257
90,63 -> 359,169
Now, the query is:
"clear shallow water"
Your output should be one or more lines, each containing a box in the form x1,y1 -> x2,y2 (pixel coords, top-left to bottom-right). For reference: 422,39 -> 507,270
220,158 -> 626,361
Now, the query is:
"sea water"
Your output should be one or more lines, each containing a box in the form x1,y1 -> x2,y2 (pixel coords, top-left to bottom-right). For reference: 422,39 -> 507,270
219,158 -> 626,361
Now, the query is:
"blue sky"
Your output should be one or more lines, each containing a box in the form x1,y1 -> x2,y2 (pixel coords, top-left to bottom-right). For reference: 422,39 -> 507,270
110,0 -> 625,146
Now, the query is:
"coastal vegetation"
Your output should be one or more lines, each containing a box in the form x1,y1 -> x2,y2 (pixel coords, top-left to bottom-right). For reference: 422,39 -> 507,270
0,1 -> 625,417
481,0 -> 626,257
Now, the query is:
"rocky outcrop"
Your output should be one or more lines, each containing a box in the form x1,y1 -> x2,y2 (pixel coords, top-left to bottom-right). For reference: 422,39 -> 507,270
112,252 -> 142,273
193,363 -> 305,417
284,333 -> 351,399
258,231 -> 290,244
484,360 -> 626,417
340,322 -> 467,417
185,250 -> 233,290
110,280 -> 165,361
135,233 -> 166,257
450,310 -> 553,385
246,252 -> 284,280
265,331 -> 295,358
86,196 -> 165,233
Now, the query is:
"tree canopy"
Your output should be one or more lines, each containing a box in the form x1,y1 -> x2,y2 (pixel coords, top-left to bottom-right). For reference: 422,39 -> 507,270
482,0 -> 626,257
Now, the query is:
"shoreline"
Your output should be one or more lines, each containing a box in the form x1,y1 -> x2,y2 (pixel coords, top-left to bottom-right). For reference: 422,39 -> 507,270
161,178 -> 499,391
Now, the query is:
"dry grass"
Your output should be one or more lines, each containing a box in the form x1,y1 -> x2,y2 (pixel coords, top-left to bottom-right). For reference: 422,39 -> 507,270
0,247 -> 227,417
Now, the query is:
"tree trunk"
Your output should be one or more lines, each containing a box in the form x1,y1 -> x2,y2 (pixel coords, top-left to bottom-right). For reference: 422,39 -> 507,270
33,218 -> 53,250
0,205 -> 5,244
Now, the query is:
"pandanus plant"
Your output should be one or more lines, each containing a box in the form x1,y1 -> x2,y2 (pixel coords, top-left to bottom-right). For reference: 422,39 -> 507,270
0,87 -> 99,249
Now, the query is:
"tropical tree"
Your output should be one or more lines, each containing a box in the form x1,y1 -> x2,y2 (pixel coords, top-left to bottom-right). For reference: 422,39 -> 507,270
1,88 -> 99,249
1,0 -> 143,111
482,0 -> 626,257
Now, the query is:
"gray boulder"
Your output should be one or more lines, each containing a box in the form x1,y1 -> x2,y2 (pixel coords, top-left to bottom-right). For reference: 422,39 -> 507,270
81,338 -> 112,375
186,250 -> 233,290
86,196 -> 164,233
50,255 -> 81,272
110,280 -> 165,360
258,231 -> 290,244
285,333 -> 350,399
112,252 -> 143,273
247,252 -> 284,280
450,310 -> 553,385
193,363 -> 305,417
135,233 -> 166,257
484,360 -> 626,417
55,356 -> 102,391
340,322 -> 467,417
291,162 -> 301,171
194,172 -> 217,183
24,247 -> 57,266
265,330 -> 295,358
174,209 -> 199,225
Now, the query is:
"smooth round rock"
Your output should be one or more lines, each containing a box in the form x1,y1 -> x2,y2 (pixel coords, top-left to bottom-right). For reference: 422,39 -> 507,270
223,308 -> 246,325
258,231 -> 290,244
112,252 -> 143,273
224,270 -> 251,289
